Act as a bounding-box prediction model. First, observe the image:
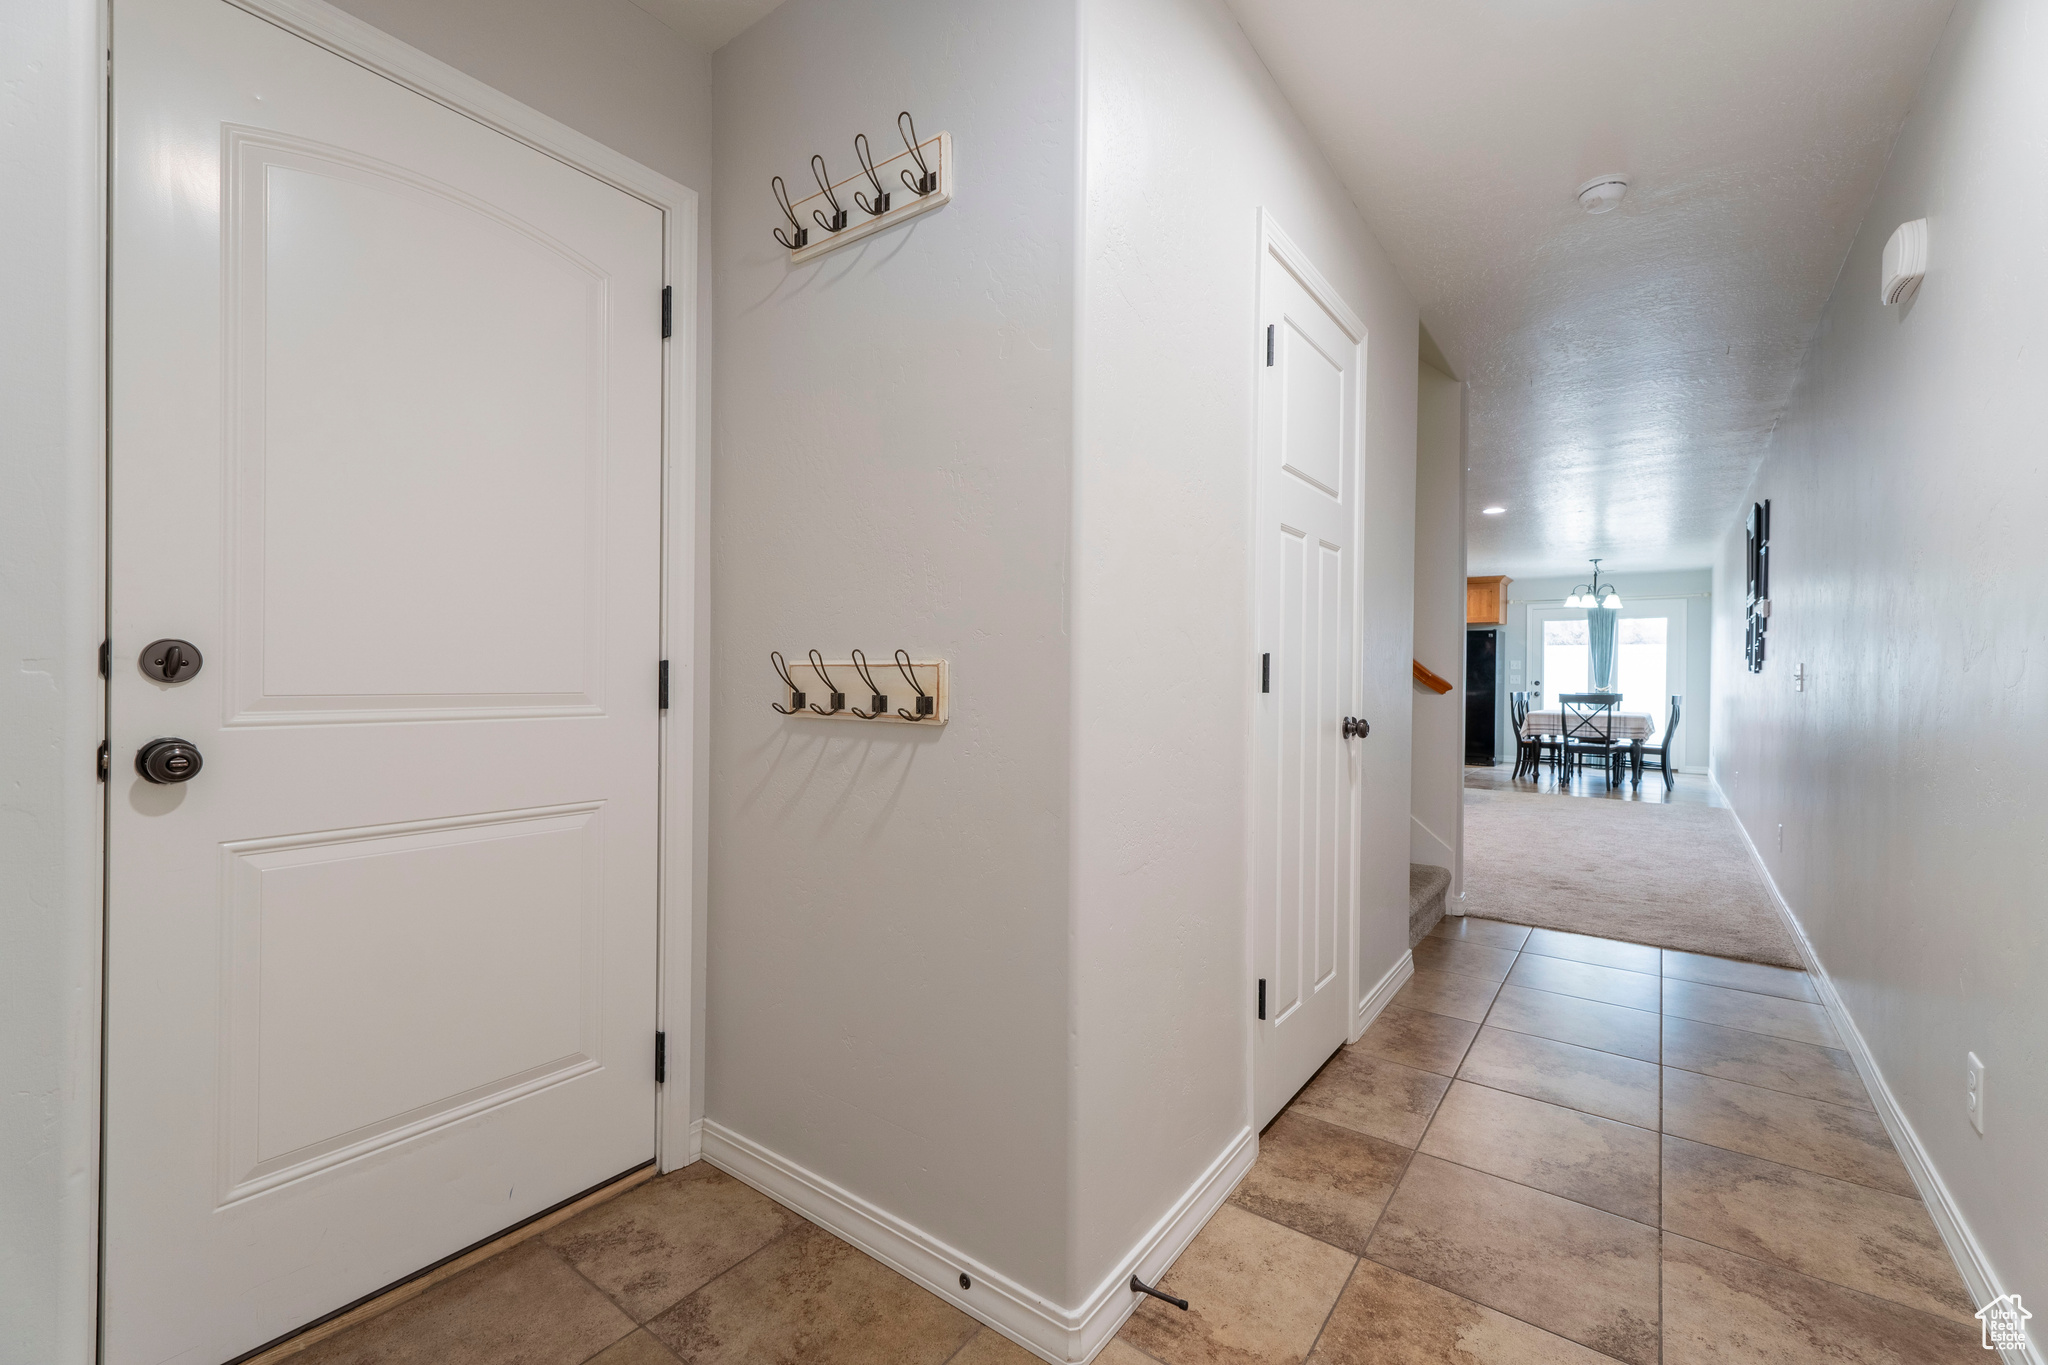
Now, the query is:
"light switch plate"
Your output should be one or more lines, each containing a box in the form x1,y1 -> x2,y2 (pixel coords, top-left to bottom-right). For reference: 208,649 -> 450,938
1966,1052 -> 1985,1135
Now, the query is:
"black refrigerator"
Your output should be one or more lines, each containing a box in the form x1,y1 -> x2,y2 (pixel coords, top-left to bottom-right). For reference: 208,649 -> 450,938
1465,629 -> 1497,764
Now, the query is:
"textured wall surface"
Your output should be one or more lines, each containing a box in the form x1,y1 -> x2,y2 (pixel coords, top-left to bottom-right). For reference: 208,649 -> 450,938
1076,0 -> 1419,1305
1711,0 -> 2044,1332
709,0 -> 1080,1302
1410,364 -> 1465,884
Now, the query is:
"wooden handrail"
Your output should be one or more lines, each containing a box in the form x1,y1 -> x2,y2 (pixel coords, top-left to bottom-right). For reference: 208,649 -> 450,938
1413,659 -> 1454,695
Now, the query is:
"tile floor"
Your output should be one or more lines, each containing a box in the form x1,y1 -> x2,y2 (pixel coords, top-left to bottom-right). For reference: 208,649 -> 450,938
286,920 -> 1981,1365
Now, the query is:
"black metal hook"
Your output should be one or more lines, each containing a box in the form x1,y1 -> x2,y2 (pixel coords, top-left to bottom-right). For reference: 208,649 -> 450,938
852,134 -> 892,216
897,111 -> 937,196
770,651 -> 807,714
771,176 -> 809,251
893,649 -> 935,721
850,649 -> 890,718
807,649 -> 846,714
1130,1276 -> 1188,1312
810,155 -> 848,233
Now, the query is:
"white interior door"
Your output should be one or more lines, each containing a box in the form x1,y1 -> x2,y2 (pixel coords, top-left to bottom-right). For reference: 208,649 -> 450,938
104,1 -> 666,1358
1252,227 -> 1365,1129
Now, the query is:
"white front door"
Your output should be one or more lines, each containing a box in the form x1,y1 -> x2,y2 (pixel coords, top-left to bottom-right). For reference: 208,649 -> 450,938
1252,226 -> 1366,1128
104,1 -> 666,1358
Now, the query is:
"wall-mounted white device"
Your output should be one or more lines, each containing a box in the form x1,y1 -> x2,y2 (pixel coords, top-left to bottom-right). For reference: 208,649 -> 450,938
1966,1051 -> 1985,1135
1881,218 -> 1928,304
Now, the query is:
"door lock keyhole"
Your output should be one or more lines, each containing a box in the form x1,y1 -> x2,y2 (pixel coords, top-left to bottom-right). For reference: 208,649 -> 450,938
140,638 -> 204,683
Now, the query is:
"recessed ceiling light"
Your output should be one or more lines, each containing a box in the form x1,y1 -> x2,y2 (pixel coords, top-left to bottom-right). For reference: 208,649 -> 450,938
1575,174 -> 1630,215
1481,506 -> 1507,515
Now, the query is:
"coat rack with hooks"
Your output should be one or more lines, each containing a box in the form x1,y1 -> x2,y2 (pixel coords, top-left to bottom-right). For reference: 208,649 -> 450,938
769,111 -> 952,266
768,649 -> 948,726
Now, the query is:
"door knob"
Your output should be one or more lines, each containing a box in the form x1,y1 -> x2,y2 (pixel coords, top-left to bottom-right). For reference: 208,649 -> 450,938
136,738 -> 204,784
1343,717 -> 1370,739
139,639 -> 204,683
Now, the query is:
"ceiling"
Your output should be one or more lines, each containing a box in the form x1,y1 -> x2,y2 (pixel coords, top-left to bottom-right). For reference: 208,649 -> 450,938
623,0 -> 784,50
1224,0 -> 1956,577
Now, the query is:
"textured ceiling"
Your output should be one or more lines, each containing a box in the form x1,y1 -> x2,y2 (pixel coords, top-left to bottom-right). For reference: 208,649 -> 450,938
622,0 -> 783,50
1224,0 -> 1956,577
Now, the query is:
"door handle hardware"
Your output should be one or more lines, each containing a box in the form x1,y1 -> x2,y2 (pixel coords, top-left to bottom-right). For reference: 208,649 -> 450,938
140,638 -> 203,683
136,737 -> 203,784
1343,717 -> 1369,739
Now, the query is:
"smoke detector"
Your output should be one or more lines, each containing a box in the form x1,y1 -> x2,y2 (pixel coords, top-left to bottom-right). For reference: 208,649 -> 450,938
1576,174 -> 1630,215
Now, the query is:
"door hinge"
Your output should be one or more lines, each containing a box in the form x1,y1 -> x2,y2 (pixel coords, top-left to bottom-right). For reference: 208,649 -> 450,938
1261,652 -> 1270,694
1257,978 -> 1266,1020
99,639 -> 111,677
655,1031 -> 667,1084
97,741 -> 109,782
1265,324 -> 1274,366
658,660 -> 669,710
661,285 -> 672,339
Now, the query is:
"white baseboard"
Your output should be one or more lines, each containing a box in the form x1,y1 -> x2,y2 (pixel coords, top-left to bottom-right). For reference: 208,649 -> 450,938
1355,949 -> 1415,1042
1722,808 -> 2039,1365
699,1119 -> 1255,1364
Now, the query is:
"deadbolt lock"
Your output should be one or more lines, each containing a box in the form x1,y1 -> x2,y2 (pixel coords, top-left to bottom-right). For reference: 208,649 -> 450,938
139,639 -> 203,683
136,738 -> 204,784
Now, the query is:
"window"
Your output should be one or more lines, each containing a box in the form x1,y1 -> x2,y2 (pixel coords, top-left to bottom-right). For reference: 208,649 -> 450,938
1615,617 -> 1668,720
1542,618 -> 1589,697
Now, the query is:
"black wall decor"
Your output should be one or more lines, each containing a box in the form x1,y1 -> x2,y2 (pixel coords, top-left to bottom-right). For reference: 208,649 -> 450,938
1745,500 -> 1771,673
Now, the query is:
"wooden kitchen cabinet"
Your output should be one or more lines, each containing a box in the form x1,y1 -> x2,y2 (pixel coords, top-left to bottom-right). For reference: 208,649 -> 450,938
1466,575 -> 1511,625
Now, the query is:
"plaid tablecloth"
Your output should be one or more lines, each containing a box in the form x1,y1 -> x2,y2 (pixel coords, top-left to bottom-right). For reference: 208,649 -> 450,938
1524,710 -> 1657,742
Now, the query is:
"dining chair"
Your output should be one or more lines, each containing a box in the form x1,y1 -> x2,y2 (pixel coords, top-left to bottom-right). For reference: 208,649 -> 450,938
1558,692 -> 1625,786
1510,690 -> 1546,778
1635,694 -> 1683,791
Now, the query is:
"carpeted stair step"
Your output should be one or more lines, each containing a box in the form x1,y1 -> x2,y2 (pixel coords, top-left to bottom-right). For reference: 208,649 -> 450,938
1409,863 -> 1451,947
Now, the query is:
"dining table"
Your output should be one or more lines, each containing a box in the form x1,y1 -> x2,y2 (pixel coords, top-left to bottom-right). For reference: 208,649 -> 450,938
1523,708 -> 1658,785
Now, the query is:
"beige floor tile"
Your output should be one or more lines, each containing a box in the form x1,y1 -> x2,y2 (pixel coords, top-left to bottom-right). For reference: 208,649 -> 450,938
1411,938 -> 1519,983
1366,1155 -> 1660,1365
1456,1026 -> 1660,1128
586,1330 -> 683,1364
1291,1049 -> 1453,1148
1307,1258 -> 1621,1365
1230,1112 -> 1411,1254
1483,986 -> 1660,1063
1661,950 -> 1819,1003
1419,1082 -> 1659,1224
1523,930 -> 1661,975
1661,1137 -> 1973,1324
645,1222 -> 977,1365
1505,956 -> 1661,1012
294,1241 -> 635,1365
1095,1341 -> 1163,1365
1119,1203 -> 1354,1365
950,1327 -> 1050,1363
1392,968 -> 1503,1024
544,1163 -> 801,1320
1353,1006 -> 1479,1076
1661,978 -> 1838,1048
1661,1070 -> 1914,1197
1429,918 -> 1533,950
1661,1233 -> 1981,1364
1661,1015 -> 1870,1110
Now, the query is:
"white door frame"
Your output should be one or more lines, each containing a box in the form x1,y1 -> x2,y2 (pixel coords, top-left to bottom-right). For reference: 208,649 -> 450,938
1525,597 -> 1689,762
1245,209 -> 1367,1124
96,0 -> 703,1321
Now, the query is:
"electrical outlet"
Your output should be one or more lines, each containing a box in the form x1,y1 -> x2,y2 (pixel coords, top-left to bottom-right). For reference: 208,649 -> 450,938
1966,1052 -> 1985,1135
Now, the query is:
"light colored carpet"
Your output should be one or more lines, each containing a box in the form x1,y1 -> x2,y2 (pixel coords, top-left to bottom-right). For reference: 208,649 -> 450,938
1459,787 -> 1802,967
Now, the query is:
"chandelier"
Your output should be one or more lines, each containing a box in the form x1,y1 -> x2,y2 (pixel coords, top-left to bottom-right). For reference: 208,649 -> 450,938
1564,559 -> 1624,610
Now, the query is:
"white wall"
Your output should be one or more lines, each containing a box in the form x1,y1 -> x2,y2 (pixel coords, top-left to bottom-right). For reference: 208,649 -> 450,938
0,3 -> 104,1361
0,4 -> 712,1360
1410,364 -> 1464,884
1710,0 -> 2045,1335
1075,0 -> 1419,1308
708,0 -> 1081,1306
1488,567 -> 1713,771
